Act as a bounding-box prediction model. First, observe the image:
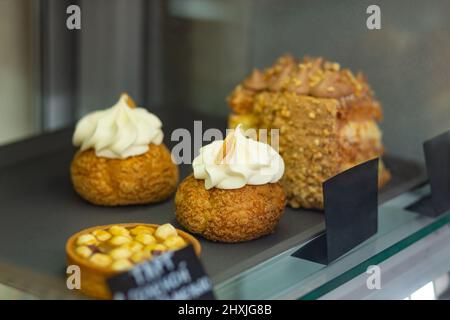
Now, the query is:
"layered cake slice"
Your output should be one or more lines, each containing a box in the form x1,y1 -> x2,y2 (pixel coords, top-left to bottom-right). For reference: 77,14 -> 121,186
228,55 -> 390,209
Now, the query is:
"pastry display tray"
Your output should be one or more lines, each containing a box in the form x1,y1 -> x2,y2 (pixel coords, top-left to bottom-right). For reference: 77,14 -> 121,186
0,115 -> 426,298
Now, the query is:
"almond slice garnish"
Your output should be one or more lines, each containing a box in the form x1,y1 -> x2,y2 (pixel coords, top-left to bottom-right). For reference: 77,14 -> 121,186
122,93 -> 137,109
215,132 -> 237,164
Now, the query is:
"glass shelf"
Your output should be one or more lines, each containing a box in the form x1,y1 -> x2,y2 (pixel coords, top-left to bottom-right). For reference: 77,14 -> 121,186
214,185 -> 450,299
0,184 -> 448,300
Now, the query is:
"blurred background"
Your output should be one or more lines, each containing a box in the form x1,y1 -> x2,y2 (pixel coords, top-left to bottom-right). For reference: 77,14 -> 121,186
1,0 -> 450,162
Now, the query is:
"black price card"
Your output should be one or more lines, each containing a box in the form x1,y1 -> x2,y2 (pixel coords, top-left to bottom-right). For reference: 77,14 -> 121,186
408,130 -> 450,217
424,130 -> 450,215
293,158 -> 379,265
107,246 -> 215,300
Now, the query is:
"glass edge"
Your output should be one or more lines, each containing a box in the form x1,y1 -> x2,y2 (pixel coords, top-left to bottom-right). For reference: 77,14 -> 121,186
298,210 -> 450,300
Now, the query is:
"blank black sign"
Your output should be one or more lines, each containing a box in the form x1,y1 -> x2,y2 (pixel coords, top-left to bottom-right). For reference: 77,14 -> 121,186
323,158 -> 378,262
107,246 -> 215,300
293,158 -> 379,264
424,130 -> 450,215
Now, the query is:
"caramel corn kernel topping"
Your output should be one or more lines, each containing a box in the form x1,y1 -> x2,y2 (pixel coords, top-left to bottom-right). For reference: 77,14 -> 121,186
76,234 -> 97,246
108,225 -> 130,237
73,224 -> 188,271
155,224 -> 178,241
75,246 -> 93,259
90,253 -> 112,268
111,259 -> 133,272
135,233 -> 156,245
130,226 -> 155,236
109,235 -> 132,246
92,229 -> 112,242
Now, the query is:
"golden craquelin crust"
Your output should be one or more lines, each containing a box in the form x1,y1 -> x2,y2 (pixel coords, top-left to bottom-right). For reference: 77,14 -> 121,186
71,143 -> 179,206
227,55 -> 391,209
175,175 -> 286,243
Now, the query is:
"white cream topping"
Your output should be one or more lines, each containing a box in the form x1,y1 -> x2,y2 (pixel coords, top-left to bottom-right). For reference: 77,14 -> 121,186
193,125 -> 285,190
72,94 -> 163,159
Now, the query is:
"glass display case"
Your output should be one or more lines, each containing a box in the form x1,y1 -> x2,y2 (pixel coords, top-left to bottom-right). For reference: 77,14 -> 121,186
0,0 -> 449,300
1,184 -> 450,300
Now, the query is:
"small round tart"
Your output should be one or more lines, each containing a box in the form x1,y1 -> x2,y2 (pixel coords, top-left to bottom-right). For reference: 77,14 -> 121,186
71,143 -> 178,206
176,175 -> 286,243
70,93 -> 178,206
66,223 -> 201,299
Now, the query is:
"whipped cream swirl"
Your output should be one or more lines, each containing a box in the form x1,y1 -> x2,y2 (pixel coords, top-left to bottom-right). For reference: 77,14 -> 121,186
193,125 -> 285,189
73,94 -> 163,159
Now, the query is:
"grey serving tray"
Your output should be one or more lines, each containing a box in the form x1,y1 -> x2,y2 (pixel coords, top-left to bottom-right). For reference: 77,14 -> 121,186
0,114 -> 426,298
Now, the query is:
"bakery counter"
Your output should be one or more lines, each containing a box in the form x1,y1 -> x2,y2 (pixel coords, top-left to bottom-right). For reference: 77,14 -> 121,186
0,113 -> 444,300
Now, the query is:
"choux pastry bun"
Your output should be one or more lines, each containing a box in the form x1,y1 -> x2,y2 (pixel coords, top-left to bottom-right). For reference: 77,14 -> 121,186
71,93 -> 178,206
175,125 -> 286,243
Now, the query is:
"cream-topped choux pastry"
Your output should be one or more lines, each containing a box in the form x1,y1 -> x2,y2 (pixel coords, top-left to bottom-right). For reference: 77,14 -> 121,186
71,93 -> 178,206
175,125 -> 286,243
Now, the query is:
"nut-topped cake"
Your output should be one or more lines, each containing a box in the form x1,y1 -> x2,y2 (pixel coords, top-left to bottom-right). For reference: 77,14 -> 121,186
228,55 -> 390,209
